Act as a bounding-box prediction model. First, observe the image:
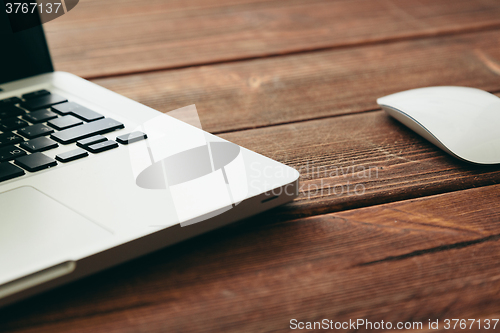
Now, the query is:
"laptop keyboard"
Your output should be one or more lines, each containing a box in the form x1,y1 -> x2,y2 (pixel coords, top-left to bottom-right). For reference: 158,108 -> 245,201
0,89 -> 147,183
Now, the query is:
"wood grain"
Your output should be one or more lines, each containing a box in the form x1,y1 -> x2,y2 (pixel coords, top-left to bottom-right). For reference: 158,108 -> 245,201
45,0 -> 500,78
218,109 -> 500,219
92,29 -> 500,134
2,185 -> 500,332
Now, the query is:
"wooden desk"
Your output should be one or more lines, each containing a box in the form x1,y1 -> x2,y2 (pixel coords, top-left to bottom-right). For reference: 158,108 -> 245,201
2,0 -> 500,331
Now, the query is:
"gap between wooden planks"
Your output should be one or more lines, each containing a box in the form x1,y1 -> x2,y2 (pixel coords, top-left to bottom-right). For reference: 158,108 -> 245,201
1,184 -> 500,333
45,0 -> 500,78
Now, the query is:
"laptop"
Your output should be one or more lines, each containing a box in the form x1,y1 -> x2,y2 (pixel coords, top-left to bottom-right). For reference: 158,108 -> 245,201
0,12 -> 299,307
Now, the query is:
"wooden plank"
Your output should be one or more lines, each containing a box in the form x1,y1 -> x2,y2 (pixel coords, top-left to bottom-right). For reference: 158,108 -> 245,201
92,29 -> 500,134
219,109 -> 500,219
45,0 -> 500,78
2,185 -> 500,332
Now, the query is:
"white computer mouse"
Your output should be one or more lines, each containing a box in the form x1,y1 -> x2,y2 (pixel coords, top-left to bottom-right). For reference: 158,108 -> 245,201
377,86 -> 500,165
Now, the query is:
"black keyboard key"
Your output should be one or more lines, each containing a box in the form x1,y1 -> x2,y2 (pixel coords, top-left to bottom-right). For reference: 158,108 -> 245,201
48,115 -> 83,130
51,102 -> 77,115
76,135 -> 107,148
51,118 -> 124,144
20,137 -> 58,153
22,89 -> 50,100
18,123 -> 55,139
0,162 -> 25,182
52,102 -> 104,122
0,118 -> 29,131
56,148 -> 89,163
51,102 -> 78,115
0,96 -> 22,107
23,109 -> 58,123
0,106 -> 25,119
20,94 -> 67,111
87,140 -> 118,154
15,153 -> 57,172
116,131 -> 148,145
0,133 -> 24,147
0,145 -> 27,162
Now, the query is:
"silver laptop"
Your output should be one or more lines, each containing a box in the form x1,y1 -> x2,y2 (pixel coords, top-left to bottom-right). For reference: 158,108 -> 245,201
0,13 -> 299,307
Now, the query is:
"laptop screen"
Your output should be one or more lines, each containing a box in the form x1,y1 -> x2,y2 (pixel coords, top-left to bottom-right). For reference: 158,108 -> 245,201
0,9 -> 53,85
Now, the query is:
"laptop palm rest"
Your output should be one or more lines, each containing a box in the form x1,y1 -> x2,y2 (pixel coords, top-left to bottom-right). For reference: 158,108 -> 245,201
0,186 -> 112,293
